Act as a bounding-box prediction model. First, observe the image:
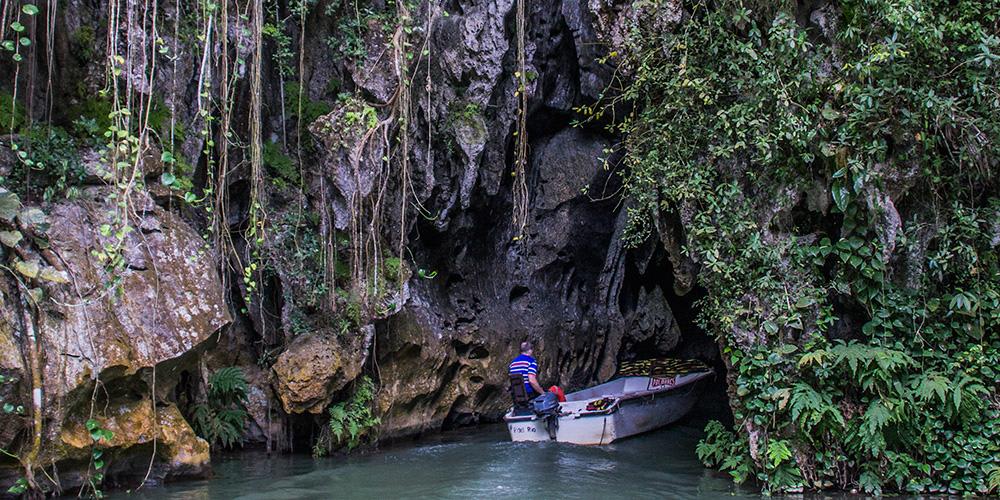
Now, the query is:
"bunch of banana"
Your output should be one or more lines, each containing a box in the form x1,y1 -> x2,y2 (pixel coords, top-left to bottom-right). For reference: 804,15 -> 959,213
585,397 -> 615,412
617,357 -> 710,378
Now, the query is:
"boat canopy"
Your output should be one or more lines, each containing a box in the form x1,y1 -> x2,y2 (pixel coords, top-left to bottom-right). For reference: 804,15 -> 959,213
616,358 -> 711,378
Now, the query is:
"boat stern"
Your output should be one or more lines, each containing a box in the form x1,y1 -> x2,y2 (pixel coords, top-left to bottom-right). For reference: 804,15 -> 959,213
504,409 -> 549,442
504,404 -> 620,445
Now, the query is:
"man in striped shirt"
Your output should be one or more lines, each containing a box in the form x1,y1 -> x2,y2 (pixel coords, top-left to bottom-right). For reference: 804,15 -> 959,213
509,341 -> 545,400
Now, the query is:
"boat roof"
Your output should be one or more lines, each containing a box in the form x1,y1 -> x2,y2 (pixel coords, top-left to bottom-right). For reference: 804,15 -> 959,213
615,357 -> 710,379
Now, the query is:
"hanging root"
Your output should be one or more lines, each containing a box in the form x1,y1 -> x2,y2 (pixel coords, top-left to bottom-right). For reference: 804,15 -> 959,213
511,0 -> 529,241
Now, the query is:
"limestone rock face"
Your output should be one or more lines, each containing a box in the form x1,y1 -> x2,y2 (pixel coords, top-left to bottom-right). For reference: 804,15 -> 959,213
58,401 -> 210,487
353,25 -> 710,434
308,100 -> 387,232
370,126 -> 693,437
0,180 -> 229,491
376,303 -> 503,438
0,319 -> 25,452
272,327 -> 374,414
0,0 -> 718,475
623,287 -> 681,355
40,188 -> 231,398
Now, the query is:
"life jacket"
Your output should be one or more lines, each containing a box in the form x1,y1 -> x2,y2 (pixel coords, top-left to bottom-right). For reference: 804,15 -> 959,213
547,385 -> 566,402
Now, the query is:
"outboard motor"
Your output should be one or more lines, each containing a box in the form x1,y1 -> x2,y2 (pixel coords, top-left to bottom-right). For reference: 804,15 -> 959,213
531,392 -> 561,440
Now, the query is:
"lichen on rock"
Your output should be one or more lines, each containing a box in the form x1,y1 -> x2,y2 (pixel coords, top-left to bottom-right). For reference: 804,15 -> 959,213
272,326 -> 374,414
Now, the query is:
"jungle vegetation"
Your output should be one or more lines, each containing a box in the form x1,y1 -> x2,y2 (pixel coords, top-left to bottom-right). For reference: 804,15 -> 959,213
590,0 -> 1000,494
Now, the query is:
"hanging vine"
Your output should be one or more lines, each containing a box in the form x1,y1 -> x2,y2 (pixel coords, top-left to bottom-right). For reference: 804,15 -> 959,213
0,0 -> 451,490
510,0 -> 528,241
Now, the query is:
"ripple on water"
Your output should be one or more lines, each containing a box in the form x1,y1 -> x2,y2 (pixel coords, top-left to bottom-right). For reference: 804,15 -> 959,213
113,421 -> 760,500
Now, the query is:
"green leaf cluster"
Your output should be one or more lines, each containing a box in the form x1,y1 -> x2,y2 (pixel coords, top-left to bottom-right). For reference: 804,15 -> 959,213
319,375 -> 380,454
2,125 -> 85,202
0,91 -> 25,132
84,418 -> 114,496
322,0 -> 395,62
189,367 -> 249,450
605,0 -> 1000,494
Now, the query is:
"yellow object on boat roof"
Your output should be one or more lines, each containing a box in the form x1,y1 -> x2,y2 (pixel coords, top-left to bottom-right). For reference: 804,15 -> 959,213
616,358 -> 711,378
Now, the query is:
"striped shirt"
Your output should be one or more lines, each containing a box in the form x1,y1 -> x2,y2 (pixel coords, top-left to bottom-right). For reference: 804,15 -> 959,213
508,354 -> 538,395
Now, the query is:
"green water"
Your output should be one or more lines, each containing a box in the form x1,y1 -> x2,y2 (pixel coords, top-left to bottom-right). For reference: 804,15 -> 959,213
115,420 -> 757,500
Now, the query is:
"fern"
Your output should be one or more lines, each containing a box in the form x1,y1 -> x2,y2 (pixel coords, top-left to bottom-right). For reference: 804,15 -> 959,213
788,382 -> 844,435
323,376 -> 380,453
830,342 -> 914,393
855,399 -> 893,457
329,403 -> 348,422
188,367 -> 249,449
797,349 -> 828,368
768,462 -> 803,494
831,342 -> 868,375
329,403 -> 347,441
209,367 -> 249,404
912,372 -> 949,404
767,439 -> 793,467
191,404 -> 213,439
951,373 -> 988,416
988,465 -> 1000,493
859,467 -> 882,496
215,415 -> 244,449
697,420 -> 755,485
696,420 -> 735,466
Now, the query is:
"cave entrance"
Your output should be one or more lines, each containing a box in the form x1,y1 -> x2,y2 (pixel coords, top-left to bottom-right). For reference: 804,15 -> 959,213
617,244 -> 732,425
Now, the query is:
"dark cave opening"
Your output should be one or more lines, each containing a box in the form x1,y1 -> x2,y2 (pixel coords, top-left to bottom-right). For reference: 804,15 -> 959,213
617,243 -> 733,425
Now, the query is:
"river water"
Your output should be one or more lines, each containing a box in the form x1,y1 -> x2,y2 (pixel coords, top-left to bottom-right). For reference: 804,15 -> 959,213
115,419 -> 757,500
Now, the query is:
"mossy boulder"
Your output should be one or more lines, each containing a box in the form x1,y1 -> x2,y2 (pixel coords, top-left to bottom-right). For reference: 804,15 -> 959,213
59,401 -> 209,487
272,326 -> 374,414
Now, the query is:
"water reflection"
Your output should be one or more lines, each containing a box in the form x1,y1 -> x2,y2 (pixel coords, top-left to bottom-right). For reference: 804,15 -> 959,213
113,420 -> 757,500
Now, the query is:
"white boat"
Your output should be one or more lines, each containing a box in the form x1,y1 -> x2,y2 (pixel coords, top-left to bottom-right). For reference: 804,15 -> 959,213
504,360 -> 713,445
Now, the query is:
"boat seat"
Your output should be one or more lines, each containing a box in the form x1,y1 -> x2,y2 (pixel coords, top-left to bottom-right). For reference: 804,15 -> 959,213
509,373 -> 530,409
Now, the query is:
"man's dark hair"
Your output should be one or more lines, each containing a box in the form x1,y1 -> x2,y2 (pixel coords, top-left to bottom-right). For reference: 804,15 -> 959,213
520,341 -> 533,353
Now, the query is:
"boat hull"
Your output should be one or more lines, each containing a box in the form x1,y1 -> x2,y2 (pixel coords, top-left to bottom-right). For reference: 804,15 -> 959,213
505,372 -> 711,445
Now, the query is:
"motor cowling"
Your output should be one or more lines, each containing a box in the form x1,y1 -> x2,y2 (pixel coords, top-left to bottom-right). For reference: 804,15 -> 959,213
531,392 -> 560,415
532,392 -> 560,440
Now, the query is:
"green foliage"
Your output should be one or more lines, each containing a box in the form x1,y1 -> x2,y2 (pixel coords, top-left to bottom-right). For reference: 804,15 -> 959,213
696,420 -> 754,484
446,102 -> 486,142
6,478 -> 27,495
449,102 -> 481,123
190,367 -> 249,449
160,150 -> 196,194
69,26 -> 96,62
2,5 -> 38,63
316,375 -> 380,455
601,0 -> 1000,494
0,372 -> 26,493
343,102 -> 378,130
323,0 -> 394,61
284,82 -> 332,125
270,210 -> 328,313
0,373 -> 24,417
65,97 -> 114,137
0,91 -> 25,132
339,299 -> 362,335
63,95 -> 179,146
263,22 -> 294,79
2,125 -> 85,202
383,257 -> 402,283
145,97 -> 184,145
263,140 -> 300,188
84,418 -> 114,497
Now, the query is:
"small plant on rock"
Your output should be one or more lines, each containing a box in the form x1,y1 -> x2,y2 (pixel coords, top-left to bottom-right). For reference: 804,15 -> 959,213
190,367 -> 249,449
315,375 -> 380,455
